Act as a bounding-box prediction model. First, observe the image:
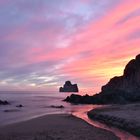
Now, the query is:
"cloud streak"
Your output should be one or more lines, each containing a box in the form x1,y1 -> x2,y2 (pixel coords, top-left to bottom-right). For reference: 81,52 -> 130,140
0,0 -> 140,92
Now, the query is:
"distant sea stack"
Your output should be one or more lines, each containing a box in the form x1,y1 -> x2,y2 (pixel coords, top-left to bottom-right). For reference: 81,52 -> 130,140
59,81 -> 79,92
64,54 -> 140,104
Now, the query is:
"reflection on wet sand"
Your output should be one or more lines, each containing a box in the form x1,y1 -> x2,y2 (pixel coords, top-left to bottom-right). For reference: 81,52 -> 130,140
71,105 -> 139,140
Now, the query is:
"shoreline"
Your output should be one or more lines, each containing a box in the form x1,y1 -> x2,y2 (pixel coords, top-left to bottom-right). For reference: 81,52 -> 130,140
87,104 -> 140,137
0,113 -> 120,140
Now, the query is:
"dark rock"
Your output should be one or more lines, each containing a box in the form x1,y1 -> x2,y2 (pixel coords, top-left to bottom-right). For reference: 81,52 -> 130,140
64,94 -> 97,104
59,81 -> 79,92
4,109 -> 20,112
63,94 -> 82,103
87,108 -> 140,137
0,100 -> 9,105
64,54 -> 140,104
50,105 -> 64,108
16,104 -> 23,108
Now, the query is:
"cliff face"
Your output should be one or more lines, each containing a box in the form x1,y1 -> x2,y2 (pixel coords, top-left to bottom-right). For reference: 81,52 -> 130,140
101,54 -> 140,96
59,81 -> 79,92
64,54 -> 140,104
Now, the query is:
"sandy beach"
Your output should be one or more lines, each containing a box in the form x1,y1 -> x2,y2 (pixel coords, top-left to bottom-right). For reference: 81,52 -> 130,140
0,114 -> 120,140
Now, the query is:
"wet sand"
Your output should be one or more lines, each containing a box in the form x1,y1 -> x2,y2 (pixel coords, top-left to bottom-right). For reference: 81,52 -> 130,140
0,114 -> 120,140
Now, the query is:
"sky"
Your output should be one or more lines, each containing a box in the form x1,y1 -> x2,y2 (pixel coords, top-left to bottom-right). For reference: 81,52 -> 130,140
0,0 -> 140,92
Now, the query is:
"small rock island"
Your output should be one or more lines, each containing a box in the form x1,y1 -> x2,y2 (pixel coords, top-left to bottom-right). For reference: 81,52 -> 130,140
59,81 -> 79,92
0,100 -> 9,105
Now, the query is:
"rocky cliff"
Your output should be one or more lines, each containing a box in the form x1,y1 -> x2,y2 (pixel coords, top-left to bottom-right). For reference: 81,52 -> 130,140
64,54 -> 140,104
100,54 -> 140,102
59,81 -> 79,92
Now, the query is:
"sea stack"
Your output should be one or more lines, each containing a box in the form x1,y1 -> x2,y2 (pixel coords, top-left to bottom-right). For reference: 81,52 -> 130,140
59,81 -> 79,92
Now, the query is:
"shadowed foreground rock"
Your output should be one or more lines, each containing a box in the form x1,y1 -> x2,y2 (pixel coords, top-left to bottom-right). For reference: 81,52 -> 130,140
64,54 -> 140,104
59,81 -> 79,92
88,104 -> 140,137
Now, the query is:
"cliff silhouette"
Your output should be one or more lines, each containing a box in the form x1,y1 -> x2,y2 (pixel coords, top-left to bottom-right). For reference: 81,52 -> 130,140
64,54 -> 140,104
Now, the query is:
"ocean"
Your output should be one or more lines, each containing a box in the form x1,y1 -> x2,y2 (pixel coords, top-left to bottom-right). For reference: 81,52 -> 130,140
0,91 -> 74,126
0,91 -> 97,126
0,91 -> 138,140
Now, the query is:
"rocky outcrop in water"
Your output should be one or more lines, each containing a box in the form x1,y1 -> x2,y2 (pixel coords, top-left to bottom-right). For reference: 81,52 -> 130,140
0,100 -> 9,105
64,54 -> 140,104
59,81 -> 79,92
16,104 -> 23,108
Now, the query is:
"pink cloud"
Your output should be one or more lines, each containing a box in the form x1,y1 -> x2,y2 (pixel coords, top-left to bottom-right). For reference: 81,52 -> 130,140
0,0 -> 140,92
52,0 -> 140,92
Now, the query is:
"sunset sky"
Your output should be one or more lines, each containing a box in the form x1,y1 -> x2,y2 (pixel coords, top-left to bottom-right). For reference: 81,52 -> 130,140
0,0 -> 140,92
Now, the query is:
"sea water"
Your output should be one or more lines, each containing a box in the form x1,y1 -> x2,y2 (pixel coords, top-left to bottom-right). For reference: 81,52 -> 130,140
0,91 -> 138,140
0,91 -> 74,126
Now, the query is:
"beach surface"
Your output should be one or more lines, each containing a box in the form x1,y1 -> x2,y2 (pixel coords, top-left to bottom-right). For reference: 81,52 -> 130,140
88,103 -> 140,137
0,114 -> 120,140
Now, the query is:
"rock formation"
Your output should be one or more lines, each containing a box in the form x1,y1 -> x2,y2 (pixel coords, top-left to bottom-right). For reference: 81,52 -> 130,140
64,54 -> 140,104
0,100 -> 9,105
100,54 -> 140,103
16,104 -> 23,108
87,105 -> 140,137
50,105 -> 64,108
59,81 -> 79,92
